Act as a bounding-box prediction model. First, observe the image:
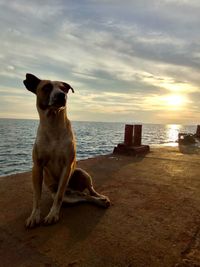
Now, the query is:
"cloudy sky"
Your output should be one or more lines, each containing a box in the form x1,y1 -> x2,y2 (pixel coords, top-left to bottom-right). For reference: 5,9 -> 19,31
0,0 -> 200,124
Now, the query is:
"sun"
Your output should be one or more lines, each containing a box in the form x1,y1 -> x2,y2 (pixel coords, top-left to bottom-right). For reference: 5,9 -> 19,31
163,94 -> 186,109
165,95 -> 183,106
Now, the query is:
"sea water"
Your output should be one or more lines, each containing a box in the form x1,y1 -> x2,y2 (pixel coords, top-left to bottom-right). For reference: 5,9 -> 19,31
0,119 -> 196,176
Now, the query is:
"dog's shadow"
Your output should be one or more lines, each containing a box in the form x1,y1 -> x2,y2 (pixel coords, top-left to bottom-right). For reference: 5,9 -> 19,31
37,197 -> 108,250
61,203 -> 107,244
1,200 -> 107,266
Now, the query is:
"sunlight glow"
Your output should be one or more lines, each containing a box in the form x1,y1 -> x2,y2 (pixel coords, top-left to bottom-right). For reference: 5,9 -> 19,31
146,94 -> 188,111
144,75 -> 198,94
164,94 -> 185,107
160,81 -> 197,93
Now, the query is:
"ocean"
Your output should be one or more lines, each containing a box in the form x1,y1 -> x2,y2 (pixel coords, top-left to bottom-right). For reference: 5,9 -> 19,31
0,118 -> 197,177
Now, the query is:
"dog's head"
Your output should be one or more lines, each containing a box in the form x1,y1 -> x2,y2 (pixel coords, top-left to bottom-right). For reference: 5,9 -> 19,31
23,73 -> 74,110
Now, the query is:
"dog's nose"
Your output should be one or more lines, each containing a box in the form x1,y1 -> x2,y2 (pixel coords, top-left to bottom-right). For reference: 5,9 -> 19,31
54,92 -> 66,106
56,92 -> 65,102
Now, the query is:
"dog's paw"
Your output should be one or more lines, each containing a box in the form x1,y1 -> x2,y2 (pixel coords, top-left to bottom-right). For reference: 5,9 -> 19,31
99,196 -> 111,208
43,212 -> 59,225
25,211 -> 41,229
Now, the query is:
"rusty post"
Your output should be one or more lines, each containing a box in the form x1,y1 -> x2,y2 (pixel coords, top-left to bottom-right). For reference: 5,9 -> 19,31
124,124 -> 133,146
196,125 -> 200,138
133,125 -> 142,146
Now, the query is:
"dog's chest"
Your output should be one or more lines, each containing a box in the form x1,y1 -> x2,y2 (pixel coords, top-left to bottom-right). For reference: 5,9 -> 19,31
36,131 -> 74,162
36,134 -> 74,180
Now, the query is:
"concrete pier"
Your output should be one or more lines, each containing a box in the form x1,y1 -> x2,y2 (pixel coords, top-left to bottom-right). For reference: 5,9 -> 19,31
1,146 -> 200,267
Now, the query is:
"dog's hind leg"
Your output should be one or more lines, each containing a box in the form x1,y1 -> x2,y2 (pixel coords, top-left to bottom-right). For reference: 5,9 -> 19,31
68,168 -> 110,206
45,168 -> 110,209
63,190 -> 110,208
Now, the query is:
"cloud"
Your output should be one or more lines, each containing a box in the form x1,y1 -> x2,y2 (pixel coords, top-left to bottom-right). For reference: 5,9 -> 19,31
0,0 -> 200,123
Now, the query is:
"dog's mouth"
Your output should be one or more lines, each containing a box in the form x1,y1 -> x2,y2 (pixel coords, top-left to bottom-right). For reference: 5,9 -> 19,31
52,99 -> 66,108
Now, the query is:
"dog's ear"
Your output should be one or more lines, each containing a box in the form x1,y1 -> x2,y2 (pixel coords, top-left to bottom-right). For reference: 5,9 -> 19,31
62,82 -> 75,93
23,73 -> 41,94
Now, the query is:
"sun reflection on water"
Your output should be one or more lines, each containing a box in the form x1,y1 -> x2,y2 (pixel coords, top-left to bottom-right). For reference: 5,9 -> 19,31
165,124 -> 182,146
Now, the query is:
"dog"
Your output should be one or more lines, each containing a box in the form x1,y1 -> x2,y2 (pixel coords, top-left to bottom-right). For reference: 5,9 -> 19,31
23,73 -> 110,228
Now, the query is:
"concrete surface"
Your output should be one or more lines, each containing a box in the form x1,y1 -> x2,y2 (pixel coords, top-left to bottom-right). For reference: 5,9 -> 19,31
1,146 -> 200,267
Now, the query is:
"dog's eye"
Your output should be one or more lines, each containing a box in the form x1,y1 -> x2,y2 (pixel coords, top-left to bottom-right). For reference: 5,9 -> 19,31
42,83 -> 53,93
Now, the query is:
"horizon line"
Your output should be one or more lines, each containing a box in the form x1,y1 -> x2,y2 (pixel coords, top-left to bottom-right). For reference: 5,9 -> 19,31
0,117 -> 198,126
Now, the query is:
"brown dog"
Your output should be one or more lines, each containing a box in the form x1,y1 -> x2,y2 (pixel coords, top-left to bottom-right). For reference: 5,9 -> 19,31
23,73 -> 110,228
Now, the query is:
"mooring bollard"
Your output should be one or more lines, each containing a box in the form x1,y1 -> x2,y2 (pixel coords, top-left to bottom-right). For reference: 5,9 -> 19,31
124,124 -> 142,146
124,124 -> 133,146
196,125 -> 200,138
113,124 -> 150,156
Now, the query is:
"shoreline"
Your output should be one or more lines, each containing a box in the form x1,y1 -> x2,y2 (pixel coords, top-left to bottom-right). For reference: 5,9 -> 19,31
1,142 -> 199,178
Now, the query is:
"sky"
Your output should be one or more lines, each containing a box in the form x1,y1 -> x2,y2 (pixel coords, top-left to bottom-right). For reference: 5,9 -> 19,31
0,0 -> 200,124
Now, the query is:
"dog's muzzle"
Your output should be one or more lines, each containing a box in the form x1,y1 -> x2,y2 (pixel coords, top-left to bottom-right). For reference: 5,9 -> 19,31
52,92 -> 66,107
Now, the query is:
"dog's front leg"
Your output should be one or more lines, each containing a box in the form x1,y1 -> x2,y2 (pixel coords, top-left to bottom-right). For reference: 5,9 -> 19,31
44,162 -> 74,225
26,164 -> 43,228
